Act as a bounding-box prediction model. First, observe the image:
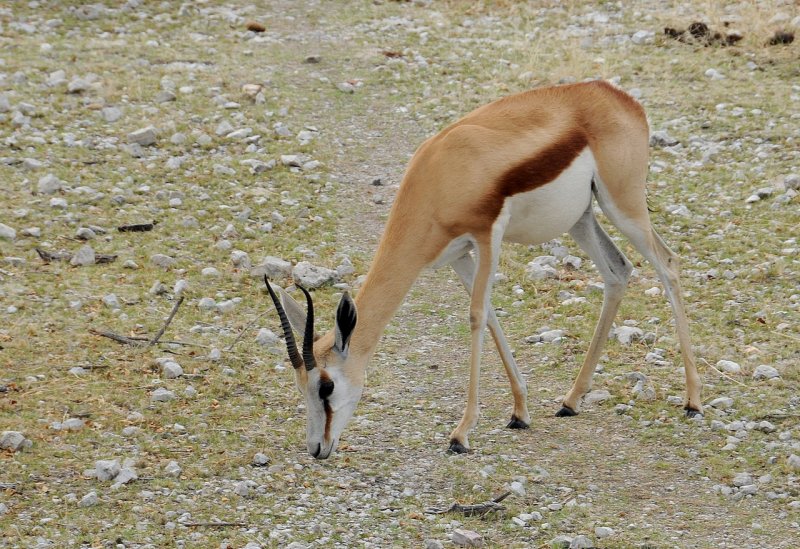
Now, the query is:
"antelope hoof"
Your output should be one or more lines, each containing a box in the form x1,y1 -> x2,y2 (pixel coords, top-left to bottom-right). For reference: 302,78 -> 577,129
506,415 -> 530,429
684,406 -> 703,419
447,439 -> 470,455
555,405 -> 578,417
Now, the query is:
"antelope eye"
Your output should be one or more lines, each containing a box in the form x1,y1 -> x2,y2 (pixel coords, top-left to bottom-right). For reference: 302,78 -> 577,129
319,379 -> 334,400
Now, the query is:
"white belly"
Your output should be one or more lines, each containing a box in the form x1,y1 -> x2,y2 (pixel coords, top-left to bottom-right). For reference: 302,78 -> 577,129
502,148 -> 594,245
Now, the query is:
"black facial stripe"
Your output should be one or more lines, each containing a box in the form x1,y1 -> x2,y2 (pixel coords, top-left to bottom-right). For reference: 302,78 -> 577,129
319,379 -> 334,400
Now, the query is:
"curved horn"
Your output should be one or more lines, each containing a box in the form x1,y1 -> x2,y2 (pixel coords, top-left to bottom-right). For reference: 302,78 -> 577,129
264,277 -> 303,370
296,284 -> 317,371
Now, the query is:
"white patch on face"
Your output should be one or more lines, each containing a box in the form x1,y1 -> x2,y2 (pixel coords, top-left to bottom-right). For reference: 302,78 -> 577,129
305,366 -> 363,459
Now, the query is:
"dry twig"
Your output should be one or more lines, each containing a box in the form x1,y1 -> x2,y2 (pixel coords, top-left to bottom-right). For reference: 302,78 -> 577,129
183,521 -> 247,528
426,491 -> 511,516
150,296 -> 184,346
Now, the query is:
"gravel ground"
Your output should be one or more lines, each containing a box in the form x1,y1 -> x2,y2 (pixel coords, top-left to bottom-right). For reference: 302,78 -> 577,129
1,1 -> 799,547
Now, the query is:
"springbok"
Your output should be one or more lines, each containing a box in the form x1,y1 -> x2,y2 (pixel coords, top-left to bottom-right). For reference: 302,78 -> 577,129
267,79 -> 702,459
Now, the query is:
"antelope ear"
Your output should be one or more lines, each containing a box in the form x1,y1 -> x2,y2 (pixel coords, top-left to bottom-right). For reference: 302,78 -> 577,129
270,283 -> 307,340
334,292 -> 357,355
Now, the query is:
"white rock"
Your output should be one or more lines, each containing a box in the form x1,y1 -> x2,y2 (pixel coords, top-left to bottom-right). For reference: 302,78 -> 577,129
102,107 -> 123,123
280,154 -> 302,167
787,454 -> 800,471
752,365 -> 780,380
75,227 -> 96,240
256,328 -> 279,346
709,397 -> 734,410
509,481 -> 526,496
164,460 -> 182,477
0,431 -> 29,452
215,120 -> 234,136
525,262 -> 558,280
570,535 -> 594,549
78,491 -> 99,507
201,267 -> 220,277
595,526 -> 614,539
234,481 -> 251,497
337,82 -> 356,93
716,360 -> 741,374
293,261 -> 337,289
217,299 -> 236,313
102,294 -> 120,309
151,388 -> 176,402
732,472 -> 754,487
70,245 -> 96,266
452,528 -> 483,547
251,256 -> 292,279
0,223 -> 16,240
705,68 -> 725,80
231,250 -> 251,268
173,279 -> 188,296
198,297 -> 217,310
37,174 -> 62,194
631,30 -> 654,45
161,361 -> 183,379
614,326 -> 643,345
95,459 -> 121,481
114,467 -> 138,486
50,197 -> 68,209
150,254 -> 176,268
550,535 -> 573,549
540,329 -> 565,343
584,389 -> 611,405
62,418 -> 85,431
67,77 -> 90,93
252,453 -> 270,467
128,126 -> 157,146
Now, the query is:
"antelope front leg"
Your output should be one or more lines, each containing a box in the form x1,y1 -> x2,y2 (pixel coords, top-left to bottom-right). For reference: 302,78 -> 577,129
448,227 -> 505,454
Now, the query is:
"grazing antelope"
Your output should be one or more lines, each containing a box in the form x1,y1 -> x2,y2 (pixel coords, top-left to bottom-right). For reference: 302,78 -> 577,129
267,80 -> 702,459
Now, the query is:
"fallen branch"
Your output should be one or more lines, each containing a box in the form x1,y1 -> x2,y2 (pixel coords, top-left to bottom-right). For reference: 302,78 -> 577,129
183,521 -> 247,528
118,221 -> 157,233
89,328 -> 146,347
426,491 -> 511,516
150,296 -> 184,346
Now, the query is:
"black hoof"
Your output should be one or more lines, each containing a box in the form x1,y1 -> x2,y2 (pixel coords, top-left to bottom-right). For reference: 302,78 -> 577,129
684,406 -> 703,418
447,439 -> 470,455
555,405 -> 578,417
507,415 -> 530,429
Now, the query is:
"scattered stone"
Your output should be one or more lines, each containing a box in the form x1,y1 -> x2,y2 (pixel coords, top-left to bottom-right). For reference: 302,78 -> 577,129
424,541 -> 444,549
102,294 -> 121,309
0,223 -> 16,240
584,389 -> 611,405
570,535 -> 595,549
0,431 -> 30,452
128,126 -> 157,146
709,397 -> 734,410
0,503 -> 8,515
705,68 -> 725,80
67,77 -> 90,93
509,481 -> 526,496
37,174 -> 62,194
114,467 -> 138,486
594,526 -> 614,539
150,254 -> 176,268
337,82 -> 356,93
631,30 -> 655,45
787,454 -> 800,471
161,361 -> 183,379
75,227 -> 96,240
256,328 -> 279,346
550,535 -> 573,549
70,245 -> 95,266
650,130 -> 679,147
716,360 -> 741,374
234,481 -> 251,498
95,459 -> 121,481
231,250 -> 251,268
292,261 -> 337,289
62,418 -> 85,431
452,529 -> 483,547
151,388 -> 176,402
164,461 -> 182,478
102,107 -> 123,123
78,491 -> 99,507
252,453 -> 270,467
540,329 -> 565,343
752,365 -> 780,380
198,297 -> 216,310
614,326 -> 643,345
732,472 -> 754,487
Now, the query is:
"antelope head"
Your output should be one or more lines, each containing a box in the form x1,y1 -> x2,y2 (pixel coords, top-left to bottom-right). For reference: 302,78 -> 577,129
265,277 -> 359,459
